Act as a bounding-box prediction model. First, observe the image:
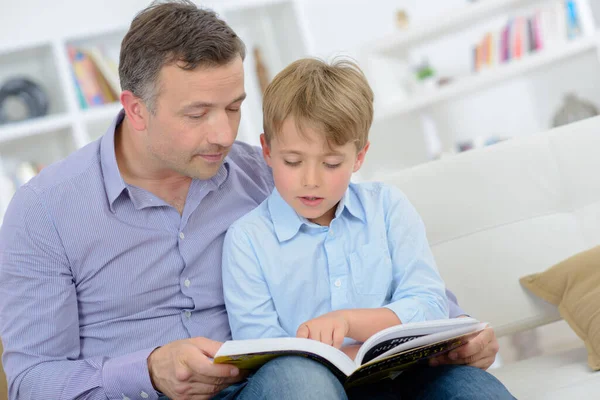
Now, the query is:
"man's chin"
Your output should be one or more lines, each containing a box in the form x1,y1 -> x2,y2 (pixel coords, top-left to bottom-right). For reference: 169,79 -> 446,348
180,161 -> 223,181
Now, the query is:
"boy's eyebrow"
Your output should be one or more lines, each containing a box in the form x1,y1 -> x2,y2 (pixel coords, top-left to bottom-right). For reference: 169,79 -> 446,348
279,149 -> 346,157
181,93 -> 247,111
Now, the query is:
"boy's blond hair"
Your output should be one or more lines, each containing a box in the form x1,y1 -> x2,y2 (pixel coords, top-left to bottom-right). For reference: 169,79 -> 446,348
262,58 -> 374,151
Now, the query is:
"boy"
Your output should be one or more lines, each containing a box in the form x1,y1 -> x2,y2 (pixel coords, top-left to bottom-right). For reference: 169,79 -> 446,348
222,58 -> 448,357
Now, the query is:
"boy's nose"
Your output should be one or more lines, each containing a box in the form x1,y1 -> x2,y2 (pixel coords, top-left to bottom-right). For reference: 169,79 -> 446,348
302,166 -> 320,188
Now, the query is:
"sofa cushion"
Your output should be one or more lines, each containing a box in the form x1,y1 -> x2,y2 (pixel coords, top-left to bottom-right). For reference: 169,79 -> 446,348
491,346 -> 599,400
520,245 -> 600,370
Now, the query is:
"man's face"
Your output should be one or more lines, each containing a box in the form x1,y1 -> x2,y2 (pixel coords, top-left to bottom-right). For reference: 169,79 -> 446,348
143,57 -> 245,180
261,117 -> 368,226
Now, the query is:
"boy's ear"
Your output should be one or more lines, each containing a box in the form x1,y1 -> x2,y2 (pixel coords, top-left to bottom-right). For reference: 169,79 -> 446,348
260,134 -> 273,167
353,141 -> 370,172
121,90 -> 148,131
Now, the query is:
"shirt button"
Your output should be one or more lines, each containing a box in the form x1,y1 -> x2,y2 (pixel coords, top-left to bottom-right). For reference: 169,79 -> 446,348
329,229 -> 334,237
179,232 -> 185,240
122,395 -> 130,400
184,279 -> 191,288
140,392 -> 149,399
184,310 -> 191,318
334,279 -> 341,287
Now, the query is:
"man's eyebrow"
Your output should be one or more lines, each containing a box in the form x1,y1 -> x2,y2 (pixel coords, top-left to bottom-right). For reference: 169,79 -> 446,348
231,93 -> 247,104
182,93 -> 247,112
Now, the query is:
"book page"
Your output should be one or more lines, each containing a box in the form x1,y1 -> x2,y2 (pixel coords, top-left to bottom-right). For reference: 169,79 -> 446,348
214,337 -> 356,377
346,328 -> 484,388
369,323 -> 487,363
355,317 -> 480,365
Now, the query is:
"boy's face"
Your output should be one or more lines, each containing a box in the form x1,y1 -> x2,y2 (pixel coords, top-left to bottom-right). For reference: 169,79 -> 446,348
261,117 -> 369,226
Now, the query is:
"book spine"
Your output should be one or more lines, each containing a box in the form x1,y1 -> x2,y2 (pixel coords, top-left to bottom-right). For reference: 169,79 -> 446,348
533,12 -> 543,51
68,46 -> 107,107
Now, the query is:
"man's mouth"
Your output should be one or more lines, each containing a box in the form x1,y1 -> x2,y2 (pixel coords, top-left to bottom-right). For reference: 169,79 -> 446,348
197,153 -> 224,163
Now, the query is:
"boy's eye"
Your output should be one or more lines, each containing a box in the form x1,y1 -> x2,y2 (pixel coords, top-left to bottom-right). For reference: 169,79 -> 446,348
227,108 -> 240,113
324,163 -> 341,169
284,160 -> 301,167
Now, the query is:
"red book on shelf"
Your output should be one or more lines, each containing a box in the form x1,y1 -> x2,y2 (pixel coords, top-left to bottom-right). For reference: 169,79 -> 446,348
513,17 -> 524,59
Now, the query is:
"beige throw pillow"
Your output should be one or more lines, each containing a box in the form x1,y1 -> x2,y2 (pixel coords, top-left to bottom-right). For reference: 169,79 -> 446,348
520,245 -> 600,370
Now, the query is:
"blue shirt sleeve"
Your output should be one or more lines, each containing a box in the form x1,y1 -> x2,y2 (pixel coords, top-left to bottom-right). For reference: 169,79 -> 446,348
381,186 -> 450,323
222,225 -> 289,340
0,185 -> 159,400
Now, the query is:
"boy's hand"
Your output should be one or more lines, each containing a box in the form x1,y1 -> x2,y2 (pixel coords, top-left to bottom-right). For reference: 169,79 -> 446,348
296,310 -> 349,349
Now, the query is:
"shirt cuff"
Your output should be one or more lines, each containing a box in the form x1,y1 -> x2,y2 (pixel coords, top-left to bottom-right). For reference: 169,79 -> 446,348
384,297 -> 447,325
103,347 -> 160,400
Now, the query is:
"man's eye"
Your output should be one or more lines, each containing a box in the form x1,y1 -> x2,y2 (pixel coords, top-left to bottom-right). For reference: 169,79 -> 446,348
188,114 -> 205,120
227,108 -> 241,113
284,160 -> 301,167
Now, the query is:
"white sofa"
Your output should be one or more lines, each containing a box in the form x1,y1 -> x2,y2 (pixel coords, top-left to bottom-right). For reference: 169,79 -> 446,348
379,116 -> 600,399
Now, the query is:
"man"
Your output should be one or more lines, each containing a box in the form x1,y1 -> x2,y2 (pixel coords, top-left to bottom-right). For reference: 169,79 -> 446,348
0,2 -> 509,399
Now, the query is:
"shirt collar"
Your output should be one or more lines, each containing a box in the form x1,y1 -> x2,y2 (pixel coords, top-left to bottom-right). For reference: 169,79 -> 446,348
100,110 -> 128,213
100,109 -> 231,212
268,184 -> 366,242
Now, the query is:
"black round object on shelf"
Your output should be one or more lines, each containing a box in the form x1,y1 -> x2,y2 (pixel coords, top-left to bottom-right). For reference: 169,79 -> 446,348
0,77 -> 49,125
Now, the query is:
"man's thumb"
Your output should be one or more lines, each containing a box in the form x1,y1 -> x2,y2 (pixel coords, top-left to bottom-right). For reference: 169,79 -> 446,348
191,337 -> 223,357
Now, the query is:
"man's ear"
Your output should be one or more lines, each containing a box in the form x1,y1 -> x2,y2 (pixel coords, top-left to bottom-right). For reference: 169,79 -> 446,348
121,90 -> 149,131
260,134 -> 273,167
353,141 -> 370,172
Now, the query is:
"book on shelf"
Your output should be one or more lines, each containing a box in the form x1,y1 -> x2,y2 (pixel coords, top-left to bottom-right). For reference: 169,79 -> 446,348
67,45 -> 120,109
214,317 -> 486,389
473,0 -> 587,72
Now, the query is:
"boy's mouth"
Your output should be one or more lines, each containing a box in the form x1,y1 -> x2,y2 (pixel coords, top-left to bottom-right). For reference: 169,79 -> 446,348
299,196 -> 324,207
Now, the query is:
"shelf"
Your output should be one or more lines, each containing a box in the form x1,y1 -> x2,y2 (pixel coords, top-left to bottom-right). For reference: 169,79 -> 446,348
0,127 -> 76,169
0,43 -> 68,118
371,0 -> 540,55
375,36 -> 599,121
0,114 -> 72,145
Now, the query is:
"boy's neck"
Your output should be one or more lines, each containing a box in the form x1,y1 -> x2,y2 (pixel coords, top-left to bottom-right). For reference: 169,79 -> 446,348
308,203 -> 338,226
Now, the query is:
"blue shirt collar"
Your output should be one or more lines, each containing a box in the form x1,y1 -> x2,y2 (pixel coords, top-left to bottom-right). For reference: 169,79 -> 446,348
100,109 -> 230,212
267,184 -> 366,242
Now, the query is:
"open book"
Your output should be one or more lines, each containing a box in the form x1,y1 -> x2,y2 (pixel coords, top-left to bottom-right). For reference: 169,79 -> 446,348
214,317 -> 487,388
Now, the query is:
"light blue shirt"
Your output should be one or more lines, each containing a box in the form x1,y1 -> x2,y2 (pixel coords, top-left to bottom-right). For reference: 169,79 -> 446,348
222,183 -> 450,341
0,110 -> 273,400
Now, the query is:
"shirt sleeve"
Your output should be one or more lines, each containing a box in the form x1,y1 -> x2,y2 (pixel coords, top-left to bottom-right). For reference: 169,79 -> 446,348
446,288 -> 468,318
381,186 -> 450,324
222,225 -> 289,340
0,185 -> 159,400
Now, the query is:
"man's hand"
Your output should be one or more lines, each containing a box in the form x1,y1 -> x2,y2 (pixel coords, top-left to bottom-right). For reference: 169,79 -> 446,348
147,337 -> 248,400
429,326 -> 499,370
296,310 -> 349,349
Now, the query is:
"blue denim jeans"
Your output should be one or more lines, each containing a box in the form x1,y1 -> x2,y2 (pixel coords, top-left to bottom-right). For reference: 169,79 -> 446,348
161,356 -> 516,399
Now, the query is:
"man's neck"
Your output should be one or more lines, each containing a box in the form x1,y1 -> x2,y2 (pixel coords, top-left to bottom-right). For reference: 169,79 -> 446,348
115,118 -> 192,214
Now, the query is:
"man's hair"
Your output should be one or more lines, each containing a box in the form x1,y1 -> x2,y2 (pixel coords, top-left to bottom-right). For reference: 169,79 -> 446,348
119,0 -> 246,113
262,58 -> 374,151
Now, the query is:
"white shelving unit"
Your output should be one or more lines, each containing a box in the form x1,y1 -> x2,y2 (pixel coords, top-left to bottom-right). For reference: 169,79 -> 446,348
0,0 -> 315,220
359,0 -> 600,180
376,34 -> 599,120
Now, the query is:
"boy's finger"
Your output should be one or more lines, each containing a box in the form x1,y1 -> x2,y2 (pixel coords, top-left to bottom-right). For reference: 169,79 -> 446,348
296,324 -> 310,338
332,328 -> 344,349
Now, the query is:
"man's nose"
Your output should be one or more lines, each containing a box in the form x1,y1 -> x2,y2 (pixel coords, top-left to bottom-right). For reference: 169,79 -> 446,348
207,110 -> 236,147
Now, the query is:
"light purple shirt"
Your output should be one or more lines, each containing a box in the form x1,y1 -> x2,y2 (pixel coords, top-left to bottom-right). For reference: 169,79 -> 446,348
0,111 -> 273,400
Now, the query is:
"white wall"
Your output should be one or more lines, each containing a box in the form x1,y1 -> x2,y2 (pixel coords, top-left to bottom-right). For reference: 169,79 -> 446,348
2,0 -> 599,178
